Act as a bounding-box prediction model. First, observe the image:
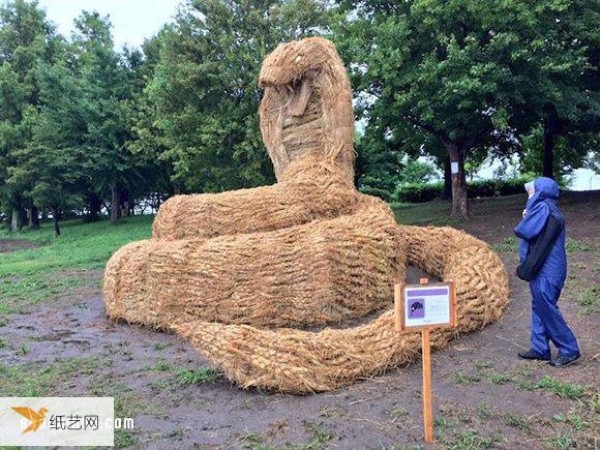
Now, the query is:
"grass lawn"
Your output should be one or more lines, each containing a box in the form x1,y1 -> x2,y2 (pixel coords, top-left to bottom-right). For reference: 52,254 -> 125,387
0,215 -> 153,317
0,215 -> 154,273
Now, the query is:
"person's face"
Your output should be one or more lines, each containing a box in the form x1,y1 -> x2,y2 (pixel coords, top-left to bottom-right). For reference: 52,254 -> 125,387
526,186 -> 535,199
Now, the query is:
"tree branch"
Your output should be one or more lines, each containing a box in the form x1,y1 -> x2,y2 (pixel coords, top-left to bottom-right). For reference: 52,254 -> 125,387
404,115 -> 450,146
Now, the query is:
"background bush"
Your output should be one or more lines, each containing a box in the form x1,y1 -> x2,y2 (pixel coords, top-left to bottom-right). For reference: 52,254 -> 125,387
392,177 -> 531,203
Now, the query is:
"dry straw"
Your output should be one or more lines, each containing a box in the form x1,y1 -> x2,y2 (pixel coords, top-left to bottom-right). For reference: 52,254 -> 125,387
153,156 -> 360,241
171,226 -> 509,393
258,37 -> 356,183
103,36 -> 510,393
105,194 -> 406,329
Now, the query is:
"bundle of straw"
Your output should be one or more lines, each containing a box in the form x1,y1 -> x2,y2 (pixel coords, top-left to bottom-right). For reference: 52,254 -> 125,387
153,156 -> 360,241
170,226 -> 509,393
105,195 -> 406,329
259,37 -> 355,183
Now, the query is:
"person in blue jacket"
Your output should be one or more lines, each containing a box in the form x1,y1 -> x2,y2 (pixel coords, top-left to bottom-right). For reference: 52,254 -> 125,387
513,177 -> 580,367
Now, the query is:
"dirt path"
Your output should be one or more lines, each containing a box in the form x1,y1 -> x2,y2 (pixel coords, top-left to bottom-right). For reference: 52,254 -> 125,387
0,195 -> 598,449
0,238 -> 40,253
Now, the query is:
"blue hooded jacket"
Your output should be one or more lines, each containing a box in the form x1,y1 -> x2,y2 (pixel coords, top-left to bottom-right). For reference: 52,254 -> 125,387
514,177 -> 567,281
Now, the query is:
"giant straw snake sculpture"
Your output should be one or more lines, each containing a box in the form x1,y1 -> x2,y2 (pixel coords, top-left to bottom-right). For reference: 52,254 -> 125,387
103,37 -> 509,393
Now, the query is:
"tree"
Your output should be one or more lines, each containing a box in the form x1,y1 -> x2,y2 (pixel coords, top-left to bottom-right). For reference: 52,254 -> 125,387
139,0 -> 333,194
335,0 -> 599,216
8,54 -> 89,236
399,158 -> 440,185
0,0 -> 58,229
1,2 -> 178,232
126,32 -> 176,207
335,1 -> 524,218
71,11 -> 140,224
499,0 -> 600,179
519,126 -> 596,185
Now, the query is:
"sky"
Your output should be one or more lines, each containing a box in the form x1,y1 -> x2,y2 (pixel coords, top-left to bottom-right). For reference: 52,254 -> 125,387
36,0 -> 181,49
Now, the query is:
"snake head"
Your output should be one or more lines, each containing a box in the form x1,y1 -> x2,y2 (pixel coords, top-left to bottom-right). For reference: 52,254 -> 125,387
258,37 -> 356,182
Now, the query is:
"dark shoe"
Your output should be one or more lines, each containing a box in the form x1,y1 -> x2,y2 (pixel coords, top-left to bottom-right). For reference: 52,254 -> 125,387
518,350 -> 551,361
548,353 -> 580,368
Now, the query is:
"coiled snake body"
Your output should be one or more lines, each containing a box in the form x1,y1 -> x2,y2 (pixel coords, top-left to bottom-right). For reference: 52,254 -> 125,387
103,37 -> 509,393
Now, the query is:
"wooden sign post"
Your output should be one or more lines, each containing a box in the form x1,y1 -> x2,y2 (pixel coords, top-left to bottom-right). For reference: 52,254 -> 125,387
394,278 -> 457,444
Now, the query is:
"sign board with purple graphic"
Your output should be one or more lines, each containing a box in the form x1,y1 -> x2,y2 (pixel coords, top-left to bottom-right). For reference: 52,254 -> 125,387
394,282 -> 457,331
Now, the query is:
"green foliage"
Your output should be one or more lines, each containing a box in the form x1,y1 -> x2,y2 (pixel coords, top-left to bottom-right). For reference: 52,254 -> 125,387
565,238 -> 590,253
399,158 -> 440,184
0,0 -> 61,223
585,148 -> 600,173
0,216 -> 152,315
358,185 -> 392,202
302,422 -> 334,449
490,372 -> 511,384
393,182 -> 443,203
493,236 -> 519,253
536,376 -> 586,400
392,200 -> 451,226
443,430 -> 498,450
504,413 -> 529,430
175,367 -> 220,385
544,430 -> 576,450
520,126 -> 588,183
2,0 -> 598,228
454,371 -> 482,385
0,1 -> 166,230
580,286 -> 600,313
152,360 -> 172,372
393,178 -> 528,203
138,0 -> 332,193
467,177 -> 529,197
335,0 -> 600,216
0,215 -> 153,274
0,356 -> 108,396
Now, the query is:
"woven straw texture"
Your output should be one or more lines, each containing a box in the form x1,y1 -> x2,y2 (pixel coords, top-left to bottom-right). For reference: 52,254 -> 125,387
153,156 -> 360,241
170,226 -> 509,393
103,36 -> 510,394
259,37 -> 355,183
105,194 -> 406,329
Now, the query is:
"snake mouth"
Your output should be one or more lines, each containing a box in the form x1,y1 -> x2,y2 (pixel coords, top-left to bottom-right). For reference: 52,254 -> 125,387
287,77 -> 312,117
261,67 -> 321,118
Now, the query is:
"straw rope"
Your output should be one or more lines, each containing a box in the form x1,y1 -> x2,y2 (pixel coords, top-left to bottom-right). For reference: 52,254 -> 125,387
169,226 -> 509,393
105,195 -> 406,329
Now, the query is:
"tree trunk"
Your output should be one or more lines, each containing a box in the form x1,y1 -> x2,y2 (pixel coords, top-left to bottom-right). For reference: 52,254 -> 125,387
120,187 -> 131,217
542,123 -> 555,179
110,182 -> 120,225
11,207 -> 24,232
442,157 -> 452,200
127,191 -> 134,216
88,193 -> 102,222
11,208 -> 19,232
29,206 -> 40,230
52,206 -> 61,237
447,144 -> 469,220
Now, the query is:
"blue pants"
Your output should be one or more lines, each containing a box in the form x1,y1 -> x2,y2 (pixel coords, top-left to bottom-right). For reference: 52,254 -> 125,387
530,277 -> 580,358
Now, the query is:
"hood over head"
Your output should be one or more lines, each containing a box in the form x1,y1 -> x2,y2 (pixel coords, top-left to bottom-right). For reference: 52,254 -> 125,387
526,177 -> 560,210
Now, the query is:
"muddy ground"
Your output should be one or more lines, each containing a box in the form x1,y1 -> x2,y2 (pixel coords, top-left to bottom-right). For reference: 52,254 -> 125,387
0,193 -> 598,449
